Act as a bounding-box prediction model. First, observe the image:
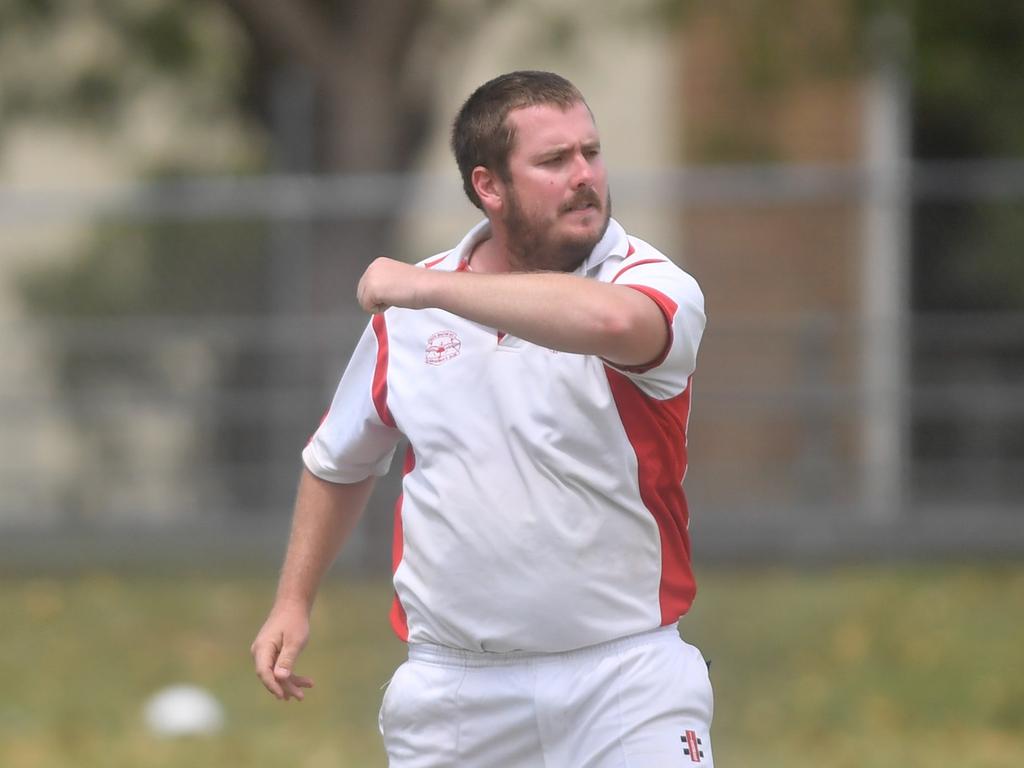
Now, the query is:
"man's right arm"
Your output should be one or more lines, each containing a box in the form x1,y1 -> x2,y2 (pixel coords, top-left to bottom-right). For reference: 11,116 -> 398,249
251,468 -> 376,701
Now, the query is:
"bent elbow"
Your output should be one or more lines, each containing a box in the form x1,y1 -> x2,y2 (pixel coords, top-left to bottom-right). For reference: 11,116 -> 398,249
595,307 -> 637,344
594,305 -> 665,366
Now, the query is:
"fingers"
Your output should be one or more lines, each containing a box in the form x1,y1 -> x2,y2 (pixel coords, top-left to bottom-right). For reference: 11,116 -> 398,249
252,627 -> 313,702
273,636 -> 304,680
356,278 -> 389,314
355,290 -> 387,314
357,257 -> 411,314
254,650 -> 312,702
251,638 -> 285,700
276,671 -> 315,702
356,259 -> 381,314
273,641 -> 303,701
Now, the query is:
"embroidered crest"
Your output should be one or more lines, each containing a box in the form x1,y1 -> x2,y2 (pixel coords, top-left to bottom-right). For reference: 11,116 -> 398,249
425,330 -> 461,365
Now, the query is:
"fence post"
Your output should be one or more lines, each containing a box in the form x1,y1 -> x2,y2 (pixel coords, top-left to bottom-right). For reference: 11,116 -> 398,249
861,13 -> 912,521
268,64 -> 317,512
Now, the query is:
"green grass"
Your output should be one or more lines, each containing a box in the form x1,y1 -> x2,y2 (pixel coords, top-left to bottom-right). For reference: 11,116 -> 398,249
681,564 -> 1024,768
2,564 -> 1023,767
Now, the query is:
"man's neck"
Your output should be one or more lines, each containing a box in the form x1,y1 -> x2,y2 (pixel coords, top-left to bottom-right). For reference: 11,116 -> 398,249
466,232 -> 515,274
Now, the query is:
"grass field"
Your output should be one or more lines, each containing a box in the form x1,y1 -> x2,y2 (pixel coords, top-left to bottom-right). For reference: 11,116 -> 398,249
2,563 -> 1023,767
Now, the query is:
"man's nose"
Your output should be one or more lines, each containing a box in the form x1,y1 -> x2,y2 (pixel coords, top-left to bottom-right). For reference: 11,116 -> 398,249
570,151 -> 594,188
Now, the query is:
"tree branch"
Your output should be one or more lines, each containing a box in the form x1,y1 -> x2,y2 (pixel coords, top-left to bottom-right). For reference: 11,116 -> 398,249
223,0 -> 346,81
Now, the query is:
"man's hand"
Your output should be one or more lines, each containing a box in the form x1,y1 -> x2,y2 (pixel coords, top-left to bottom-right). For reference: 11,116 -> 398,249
251,602 -> 315,701
357,257 -> 433,314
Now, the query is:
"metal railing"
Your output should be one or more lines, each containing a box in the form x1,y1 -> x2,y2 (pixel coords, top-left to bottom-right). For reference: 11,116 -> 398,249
1,165 -> 1022,567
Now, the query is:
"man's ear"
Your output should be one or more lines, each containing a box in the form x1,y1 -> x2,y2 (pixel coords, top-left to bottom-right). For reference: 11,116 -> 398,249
472,166 -> 504,215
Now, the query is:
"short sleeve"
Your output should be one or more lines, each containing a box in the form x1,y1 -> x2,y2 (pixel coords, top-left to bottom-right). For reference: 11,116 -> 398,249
606,257 -> 706,400
302,319 -> 402,483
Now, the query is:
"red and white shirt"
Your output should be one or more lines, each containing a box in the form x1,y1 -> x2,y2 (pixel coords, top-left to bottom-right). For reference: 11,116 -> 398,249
303,218 -> 706,653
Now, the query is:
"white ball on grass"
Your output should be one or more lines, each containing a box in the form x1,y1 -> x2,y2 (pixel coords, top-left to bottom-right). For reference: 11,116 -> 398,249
144,684 -> 225,737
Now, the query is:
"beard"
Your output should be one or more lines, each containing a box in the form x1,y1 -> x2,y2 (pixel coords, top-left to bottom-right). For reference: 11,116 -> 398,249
503,185 -> 612,273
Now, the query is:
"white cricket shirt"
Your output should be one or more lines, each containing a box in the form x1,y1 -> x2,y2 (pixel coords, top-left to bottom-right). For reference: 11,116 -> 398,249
303,218 -> 706,653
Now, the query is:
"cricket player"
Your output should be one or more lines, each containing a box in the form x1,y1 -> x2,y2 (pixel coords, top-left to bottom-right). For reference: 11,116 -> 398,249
252,70 -> 712,767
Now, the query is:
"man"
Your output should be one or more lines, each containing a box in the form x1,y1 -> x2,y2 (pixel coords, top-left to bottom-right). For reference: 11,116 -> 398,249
252,71 -> 712,767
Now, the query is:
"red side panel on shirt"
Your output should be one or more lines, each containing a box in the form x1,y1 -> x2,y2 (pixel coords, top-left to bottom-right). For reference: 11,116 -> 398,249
371,314 -> 396,428
389,445 -> 416,642
606,370 -> 696,625
370,312 -> 409,639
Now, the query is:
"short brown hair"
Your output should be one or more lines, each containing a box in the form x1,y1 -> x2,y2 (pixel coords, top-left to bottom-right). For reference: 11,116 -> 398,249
451,71 -> 587,210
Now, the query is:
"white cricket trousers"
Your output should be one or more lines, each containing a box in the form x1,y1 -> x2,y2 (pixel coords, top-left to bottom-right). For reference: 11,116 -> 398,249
378,625 -> 714,767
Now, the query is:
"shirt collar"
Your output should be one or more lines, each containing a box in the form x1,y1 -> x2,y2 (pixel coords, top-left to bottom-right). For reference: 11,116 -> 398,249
452,219 -> 493,268
579,217 -> 629,275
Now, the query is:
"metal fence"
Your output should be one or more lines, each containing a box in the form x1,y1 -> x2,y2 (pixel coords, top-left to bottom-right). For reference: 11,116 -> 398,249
1,166 -> 1022,570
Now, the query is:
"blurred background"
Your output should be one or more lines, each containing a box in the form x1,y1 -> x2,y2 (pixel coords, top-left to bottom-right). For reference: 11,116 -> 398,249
1,1 -> 1022,767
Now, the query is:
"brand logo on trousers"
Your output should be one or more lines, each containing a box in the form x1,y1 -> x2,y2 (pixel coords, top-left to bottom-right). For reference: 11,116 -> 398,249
681,730 -> 704,762
425,330 -> 461,365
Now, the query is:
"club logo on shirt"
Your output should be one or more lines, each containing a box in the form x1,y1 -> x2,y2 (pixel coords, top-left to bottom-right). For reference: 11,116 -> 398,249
425,330 -> 461,365
681,730 -> 705,762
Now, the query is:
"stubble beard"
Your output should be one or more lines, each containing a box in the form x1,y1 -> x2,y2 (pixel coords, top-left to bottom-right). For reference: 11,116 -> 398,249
504,187 -> 612,273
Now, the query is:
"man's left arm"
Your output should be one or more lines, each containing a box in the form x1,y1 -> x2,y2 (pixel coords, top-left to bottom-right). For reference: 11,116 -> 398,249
356,257 -> 667,367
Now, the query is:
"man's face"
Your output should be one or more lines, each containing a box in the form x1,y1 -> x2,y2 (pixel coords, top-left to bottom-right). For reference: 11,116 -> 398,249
500,101 -> 611,271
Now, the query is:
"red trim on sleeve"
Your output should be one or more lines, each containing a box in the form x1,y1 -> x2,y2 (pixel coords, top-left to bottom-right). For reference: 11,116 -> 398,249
612,285 -> 678,374
611,257 -> 665,284
605,370 -> 696,625
424,254 -> 448,269
389,444 -> 415,642
371,314 -> 396,428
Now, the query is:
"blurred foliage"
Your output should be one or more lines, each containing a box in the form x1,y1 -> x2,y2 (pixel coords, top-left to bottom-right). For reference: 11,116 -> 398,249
892,1 -> 1024,310
19,221 -> 271,318
2,1 -> 515,521
676,0 -> 1024,309
915,203 -> 1024,311
895,0 -> 1024,311
0,0 -> 260,171
17,216 -> 272,403
0,0 -> 519,174
8,0 -> 1021,314
1,565 -> 1022,767
16,220 -> 278,520
854,0 -> 1024,157
677,0 -> 1024,161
